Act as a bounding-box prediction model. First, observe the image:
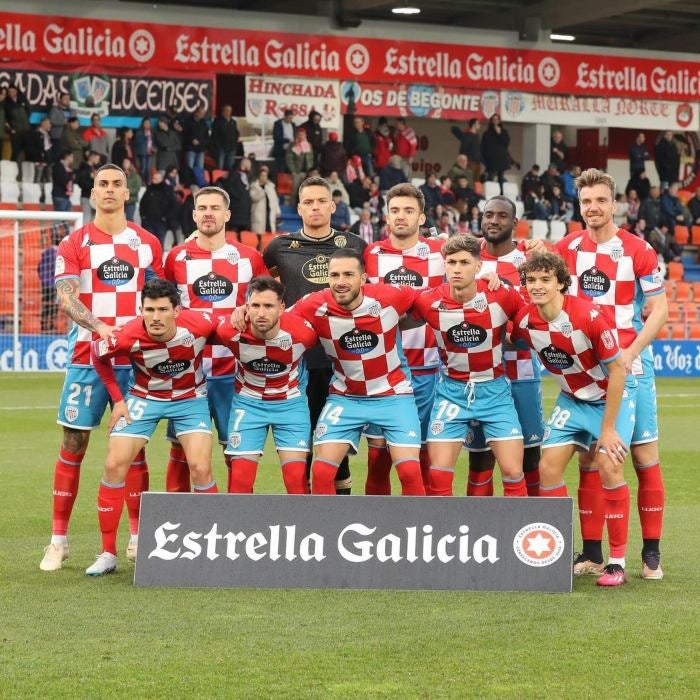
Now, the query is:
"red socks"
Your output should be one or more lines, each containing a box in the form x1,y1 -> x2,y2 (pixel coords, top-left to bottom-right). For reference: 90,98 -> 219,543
281,460 -> 309,494
97,481 -> 125,555
635,462 -> 664,539
229,457 -> 259,493
428,466 -> 454,496
604,482 -> 630,559
540,483 -> 569,497
395,459 -> 426,496
52,446 -> 85,535
365,446 -> 392,495
125,450 -> 149,536
224,454 -> 234,492
419,447 -> 431,492
578,468 -> 605,540
467,468 -> 494,496
165,444 -> 190,493
502,475 -> 528,497
524,469 -> 540,497
311,459 -> 339,494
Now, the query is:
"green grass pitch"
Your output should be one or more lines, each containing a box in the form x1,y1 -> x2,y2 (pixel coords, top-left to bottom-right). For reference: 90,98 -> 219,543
1,373 -> 699,698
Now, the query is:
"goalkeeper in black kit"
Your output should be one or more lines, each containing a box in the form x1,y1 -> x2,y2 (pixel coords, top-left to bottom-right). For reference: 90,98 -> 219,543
263,176 -> 368,493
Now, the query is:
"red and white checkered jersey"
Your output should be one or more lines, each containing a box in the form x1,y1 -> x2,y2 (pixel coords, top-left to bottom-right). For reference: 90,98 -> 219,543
94,309 -> 217,401
555,229 -> 664,375
293,284 -> 420,397
216,313 -> 317,400
164,239 -> 268,377
477,239 -> 537,381
364,236 -> 444,370
412,280 -> 526,383
511,295 -> 620,402
55,222 -> 163,367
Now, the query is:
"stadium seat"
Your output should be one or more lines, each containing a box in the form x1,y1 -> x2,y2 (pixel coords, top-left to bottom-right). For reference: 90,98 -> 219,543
277,173 -> 292,196
483,181 -> 500,200
43,183 -> 53,205
667,301 -> 681,322
656,324 -> 671,339
1,182 -> 20,204
20,161 -> 35,183
675,281 -> 692,301
692,226 -> 700,246
261,232 -> 277,250
473,181 -> 484,196
688,323 -> 700,339
239,231 -> 261,249
664,280 -> 675,299
502,182 -> 519,202
549,220 -> 566,242
675,225 -> 690,245
21,183 -> 42,205
567,221 -> 583,233
678,189 -> 693,205
681,302 -> 699,322
211,169 -> 228,183
514,219 -> 530,240
514,201 -> 524,219
670,322 -> 686,339
531,220 -> 548,240
0,160 -> 18,181
70,186 -> 82,207
668,261 -> 684,280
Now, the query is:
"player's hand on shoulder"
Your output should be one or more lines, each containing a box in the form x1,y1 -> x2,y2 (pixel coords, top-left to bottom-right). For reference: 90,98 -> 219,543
482,271 -> 502,291
95,322 -> 120,342
524,238 -> 545,255
231,305 -> 248,331
108,400 -> 131,432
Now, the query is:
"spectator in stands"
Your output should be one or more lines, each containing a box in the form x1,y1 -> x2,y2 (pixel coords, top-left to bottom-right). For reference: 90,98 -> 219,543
134,118 -> 154,185
345,116 -> 375,177
522,164 -> 541,199
450,118 -> 483,181
82,114 -> 109,160
687,187 -> 700,225
439,175 -> 456,207
345,154 -> 365,185
301,110 -> 324,169
655,131 -> 680,190
541,163 -> 563,199
123,157 -> 142,222
272,109 -> 295,173
524,184 -> 551,221
452,212 -> 469,235
648,222 -> 682,263
25,117 -> 53,183
452,174 -> 479,209
5,85 -> 30,163
437,211 -> 455,236
420,172 -> 442,213
286,129 -> 314,204
639,186 -> 662,232
631,218 -> 646,239
76,151 -> 101,224
613,193 -> 629,229
219,157 -> 253,232
373,117 -> 393,172
629,132 -> 649,177
350,208 -> 380,244
249,165 -> 280,235
51,150 -> 74,212
319,132 -> 347,177
164,165 -> 184,196
154,115 -> 180,173
393,118 -> 417,178
211,104 -> 239,172
139,170 -> 177,246
481,114 -> 511,191
60,117 -> 86,168
330,189 -> 351,231
550,130 -> 568,172
183,104 -> 210,172
48,92 -> 75,160
163,103 -> 183,129
367,179 -> 385,217
111,127 -> 134,169
37,225 -> 66,332
179,184 -> 198,238
447,154 -> 474,189
626,169 -> 651,201
379,154 -> 408,192
467,205 -> 481,234
626,189 -> 640,226
550,184 -> 570,221
348,175 -> 372,210
661,182 -> 691,232
326,170 -> 350,205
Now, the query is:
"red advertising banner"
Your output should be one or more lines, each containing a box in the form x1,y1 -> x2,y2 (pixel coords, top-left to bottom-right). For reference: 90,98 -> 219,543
1,11 -> 700,101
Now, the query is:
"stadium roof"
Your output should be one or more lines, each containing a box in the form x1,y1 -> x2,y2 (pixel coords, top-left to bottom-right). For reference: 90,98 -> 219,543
122,0 -> 700,54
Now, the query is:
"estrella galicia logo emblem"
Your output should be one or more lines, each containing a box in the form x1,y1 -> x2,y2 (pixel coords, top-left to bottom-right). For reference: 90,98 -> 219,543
384,266 -> 423,286
246,357 -> 287,375
579,267 -> 610,298
193,272 -> 233,302
153,359 -> 191,376
513,522 -> 565,567
97,257 -> 134,286
447,322 -> 486,348
339,328 -> 379,354
540,344 -> 573,370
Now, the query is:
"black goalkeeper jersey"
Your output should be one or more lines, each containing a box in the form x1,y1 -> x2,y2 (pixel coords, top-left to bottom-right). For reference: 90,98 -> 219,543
264,228 -> 368,368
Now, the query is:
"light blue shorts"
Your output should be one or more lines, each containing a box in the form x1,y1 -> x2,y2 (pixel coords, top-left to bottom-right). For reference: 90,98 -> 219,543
542,385 -> 637,451
631,373 -> 659,445
57,365 -> 132,430
428,374 -> 523,444
110,394 -> 212,441
315,395 -> 422,452
224,393 -> 311,456
464,379 -> 543,451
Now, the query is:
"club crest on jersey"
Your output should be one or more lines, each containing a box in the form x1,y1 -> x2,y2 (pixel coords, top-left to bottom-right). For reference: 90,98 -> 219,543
416,243 -> 430,259
97,257 -> 135,286
601,329 -> 615,350
472,293 -> 488,313
226,248 -> 240,265
367,302 -> 381,317
447,321 -> 487,348
541,344 -> 574,370
153,358 -> 191,376
228,432 -> 242,448
64,406 -> 79,423
276,335 -> 292,351
609,246 -> 623,262
315,422 -> 328,438
113,416 -> 128,432
512,252 -> 526,268
333,235 -> 347,248
193,272 -> 233,302
55,255 -> 66,275
430,419 -> 444,435
339,328 -> 379,354
181,333 -> 195,347
384,266 -> 423,286
579,267 -> 610,297
558,321 -> 573,338
465,428 -> 475,445
127,236 -> 141,251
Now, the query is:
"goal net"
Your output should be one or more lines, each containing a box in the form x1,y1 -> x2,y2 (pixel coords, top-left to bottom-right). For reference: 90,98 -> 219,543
0,210 -> 83,371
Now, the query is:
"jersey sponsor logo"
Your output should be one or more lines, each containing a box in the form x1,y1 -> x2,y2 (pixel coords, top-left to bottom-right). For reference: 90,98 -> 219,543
447,321 -> 487,348
55,255 -> 66,275
339,328 -> 379,354
384,266 -> 423,286
246,357 -> 287,374
192,272 -> 234,302
153,358 -> 191,376
64,406 -> 79,423
301,254 -> 330,284
540,344 -> 574,370
512,522 -> 565,568
97,257 -> 135,286
601,330 -> 615,350
579,267 -> 611,297
333,235 -> 347,248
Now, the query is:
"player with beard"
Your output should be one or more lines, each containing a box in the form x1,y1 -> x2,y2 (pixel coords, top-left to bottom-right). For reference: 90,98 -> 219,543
164,187 -> 268,493
465,195 -> 545,497
263,177 -> 367,494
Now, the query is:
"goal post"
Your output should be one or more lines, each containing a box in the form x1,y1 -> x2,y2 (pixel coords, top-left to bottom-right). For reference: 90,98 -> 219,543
0,210 -> 83,371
